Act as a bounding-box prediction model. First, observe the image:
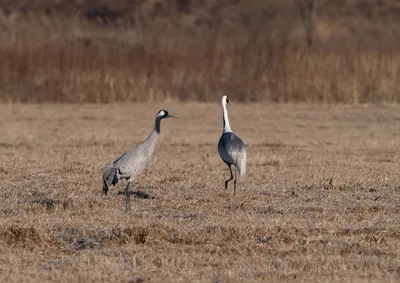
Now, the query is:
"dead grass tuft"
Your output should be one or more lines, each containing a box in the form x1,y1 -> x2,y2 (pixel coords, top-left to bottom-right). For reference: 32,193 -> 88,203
0,226 -> 59,249
31,198 -> 74,211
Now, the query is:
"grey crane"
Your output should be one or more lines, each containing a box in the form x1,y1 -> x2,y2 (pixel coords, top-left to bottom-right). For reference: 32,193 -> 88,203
217,95 -> 247,195
101,109 -> 177,212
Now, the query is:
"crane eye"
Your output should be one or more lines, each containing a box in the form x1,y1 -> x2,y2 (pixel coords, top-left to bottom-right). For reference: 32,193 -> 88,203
226,96 -> 230,104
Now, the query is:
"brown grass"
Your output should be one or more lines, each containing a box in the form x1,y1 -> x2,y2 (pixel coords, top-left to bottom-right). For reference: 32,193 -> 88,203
1,102 -> 400,282
2,0 -> 400,103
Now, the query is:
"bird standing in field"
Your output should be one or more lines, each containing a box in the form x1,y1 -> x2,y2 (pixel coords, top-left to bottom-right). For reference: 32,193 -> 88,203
217,95 -> 247,195
102,109 -> 177,212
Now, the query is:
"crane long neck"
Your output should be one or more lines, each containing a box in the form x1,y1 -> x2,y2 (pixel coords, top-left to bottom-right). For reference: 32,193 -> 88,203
141,127 -> 159,159
141,117 -> 161,152
154,117 -> 161,134
222,102 -> 232,133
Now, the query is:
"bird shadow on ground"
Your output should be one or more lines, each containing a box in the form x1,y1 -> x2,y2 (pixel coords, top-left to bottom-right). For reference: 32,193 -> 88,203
116,190 -> 155,199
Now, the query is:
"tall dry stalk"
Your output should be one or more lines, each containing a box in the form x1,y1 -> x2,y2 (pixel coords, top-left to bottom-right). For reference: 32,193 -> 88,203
1,1 -> 400,103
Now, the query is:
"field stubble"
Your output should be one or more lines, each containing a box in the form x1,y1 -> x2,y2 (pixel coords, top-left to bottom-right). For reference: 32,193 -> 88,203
1,103 -> 400,282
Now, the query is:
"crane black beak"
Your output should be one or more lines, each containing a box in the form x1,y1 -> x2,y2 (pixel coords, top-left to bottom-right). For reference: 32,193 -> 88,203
167,114 -> 178,119
228,102 -> 235,107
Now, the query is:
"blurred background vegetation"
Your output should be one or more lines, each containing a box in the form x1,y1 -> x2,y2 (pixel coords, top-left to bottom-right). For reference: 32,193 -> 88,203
1,0 -> 400,103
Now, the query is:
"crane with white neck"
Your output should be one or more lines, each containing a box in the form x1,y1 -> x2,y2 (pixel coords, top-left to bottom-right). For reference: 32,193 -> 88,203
217,95 -> 247,195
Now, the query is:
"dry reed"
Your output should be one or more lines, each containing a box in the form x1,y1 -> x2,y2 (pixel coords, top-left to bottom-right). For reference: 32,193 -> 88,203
1,0 -> 400,103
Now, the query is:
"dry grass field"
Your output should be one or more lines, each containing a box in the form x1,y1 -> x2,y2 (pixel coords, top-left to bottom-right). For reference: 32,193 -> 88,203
1,102 -> 400,282
1,1 -> 400,282
2,0 -> 400,103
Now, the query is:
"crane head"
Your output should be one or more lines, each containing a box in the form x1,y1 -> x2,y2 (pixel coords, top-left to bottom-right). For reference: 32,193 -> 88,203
157,109 -> 178,119
222,95 -> 235,107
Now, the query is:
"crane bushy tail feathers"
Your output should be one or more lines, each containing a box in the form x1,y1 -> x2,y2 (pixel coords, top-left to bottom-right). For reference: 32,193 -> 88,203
101,166 -> 118,195
236,150 -> 246,179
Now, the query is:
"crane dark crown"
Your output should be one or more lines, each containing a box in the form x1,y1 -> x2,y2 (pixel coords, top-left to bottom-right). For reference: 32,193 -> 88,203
157,110 -> 169,118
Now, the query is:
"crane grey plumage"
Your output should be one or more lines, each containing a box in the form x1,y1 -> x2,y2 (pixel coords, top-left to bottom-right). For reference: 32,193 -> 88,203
102,109 -> 176,212
217,95 -> 246,195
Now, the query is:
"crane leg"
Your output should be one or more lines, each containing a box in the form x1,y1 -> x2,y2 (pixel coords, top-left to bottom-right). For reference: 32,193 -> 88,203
225,164 -> 234,190
124,182 -> 131,212
233,168 -> 237,196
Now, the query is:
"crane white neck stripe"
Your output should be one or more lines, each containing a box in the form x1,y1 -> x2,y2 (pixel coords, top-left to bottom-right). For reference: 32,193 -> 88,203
222,100 -> 232,133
